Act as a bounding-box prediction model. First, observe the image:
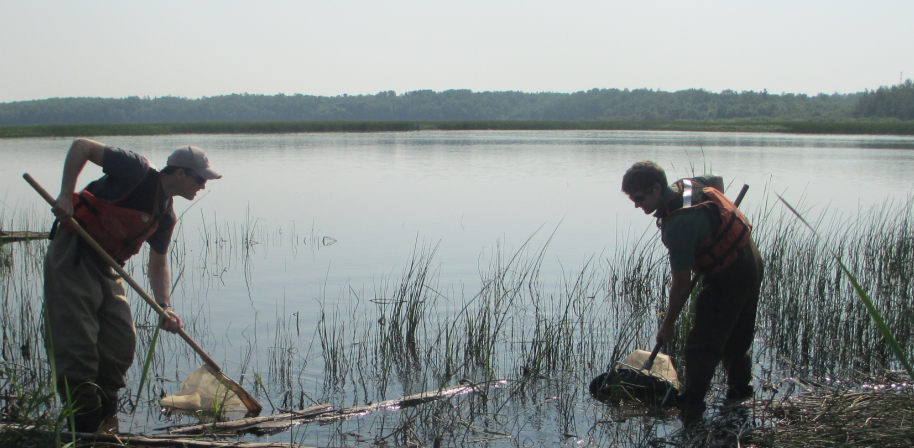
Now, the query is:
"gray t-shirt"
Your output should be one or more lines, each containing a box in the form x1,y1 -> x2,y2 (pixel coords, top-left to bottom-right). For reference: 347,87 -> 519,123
84,147 -> 176,254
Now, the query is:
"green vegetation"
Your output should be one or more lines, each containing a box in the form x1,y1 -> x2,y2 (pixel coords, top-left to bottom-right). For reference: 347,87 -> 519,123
777,194 -> 914,379
0,88 -> 864,127
2,118 -> 914,138
4,83 -> 913,137
855,79 -> 914,120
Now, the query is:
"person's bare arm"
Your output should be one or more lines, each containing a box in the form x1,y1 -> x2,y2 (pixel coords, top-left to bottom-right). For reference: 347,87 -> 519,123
148,250 -> 182,333
657,269 -> 693,345
53,138 -> 107,219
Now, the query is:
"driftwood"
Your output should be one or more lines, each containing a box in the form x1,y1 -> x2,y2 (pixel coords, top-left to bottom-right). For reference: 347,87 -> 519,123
0,423 -> 308,447
170,382 -> 487,436
0,382 -> 495,445
167,403 -> 332,435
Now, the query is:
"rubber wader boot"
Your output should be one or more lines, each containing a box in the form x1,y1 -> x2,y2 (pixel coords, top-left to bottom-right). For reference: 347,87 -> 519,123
100,390 -> 119,419
676,396 -> 706,427
722,353 -> 754,405
62,381 -> 104,433
678,355 -> 717,427
724,383 -> 754,405
68,394 -> 103,433
98,390 -> 120,433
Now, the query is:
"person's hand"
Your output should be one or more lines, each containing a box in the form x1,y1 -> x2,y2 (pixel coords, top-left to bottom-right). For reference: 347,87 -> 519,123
161,308 -> 183,334
656,320 -> 676,347
52,192 -> 74,220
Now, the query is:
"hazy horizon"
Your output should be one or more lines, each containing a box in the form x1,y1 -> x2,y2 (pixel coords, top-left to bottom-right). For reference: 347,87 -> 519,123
0,85 -> 872,105
2,1 -> 911,104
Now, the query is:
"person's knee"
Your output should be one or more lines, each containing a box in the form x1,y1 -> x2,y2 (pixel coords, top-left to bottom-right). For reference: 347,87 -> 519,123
60,378 -> 100,401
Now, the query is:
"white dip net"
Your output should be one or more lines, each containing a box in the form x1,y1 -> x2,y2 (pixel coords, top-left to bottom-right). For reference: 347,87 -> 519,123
160,366 -> 248,414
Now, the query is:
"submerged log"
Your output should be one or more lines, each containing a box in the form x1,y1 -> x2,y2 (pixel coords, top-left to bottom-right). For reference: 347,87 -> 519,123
170,381 -> 492,436
167,403 -> 332,435
0,423 -> 308,447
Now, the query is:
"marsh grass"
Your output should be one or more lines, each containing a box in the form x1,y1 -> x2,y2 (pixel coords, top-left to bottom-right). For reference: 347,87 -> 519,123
0,207 -> 71,448
1,192 -> 913,447
0,206 -> 48,386
294,194 -> 914,446
756,195 -> 914,379
303,231 -> 678,446
777,193 -> 914,378
742,372 -> 914,448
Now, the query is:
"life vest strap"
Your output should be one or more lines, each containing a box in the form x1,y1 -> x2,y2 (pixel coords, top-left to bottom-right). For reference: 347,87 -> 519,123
682,178 -> 693,209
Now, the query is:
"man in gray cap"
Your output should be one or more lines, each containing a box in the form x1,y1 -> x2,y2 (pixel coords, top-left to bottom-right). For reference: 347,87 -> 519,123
44,138 -> 222,432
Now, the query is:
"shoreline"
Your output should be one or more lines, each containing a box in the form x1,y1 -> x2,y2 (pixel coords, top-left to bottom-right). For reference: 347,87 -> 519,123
2,119 -> 914,138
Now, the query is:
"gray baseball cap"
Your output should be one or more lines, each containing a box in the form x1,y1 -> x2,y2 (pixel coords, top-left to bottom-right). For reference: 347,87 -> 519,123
166,145 -> 222,180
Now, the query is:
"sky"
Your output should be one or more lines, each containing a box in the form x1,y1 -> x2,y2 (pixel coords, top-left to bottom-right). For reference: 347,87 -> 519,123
1,1 -> 912,103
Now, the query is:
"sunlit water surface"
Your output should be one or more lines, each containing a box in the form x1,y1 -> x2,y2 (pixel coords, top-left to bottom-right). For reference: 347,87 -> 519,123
2,130 -> 913,445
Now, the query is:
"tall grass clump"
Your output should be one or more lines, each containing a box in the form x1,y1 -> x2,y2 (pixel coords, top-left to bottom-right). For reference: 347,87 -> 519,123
0,207 -> 62,446
754,194 -> 914,379
0,206 -> 48,375
297,229 -> 680,447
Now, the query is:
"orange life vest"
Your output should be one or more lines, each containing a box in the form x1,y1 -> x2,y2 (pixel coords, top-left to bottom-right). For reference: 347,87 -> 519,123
66,168 -> 167,264
659,178 -> 752,275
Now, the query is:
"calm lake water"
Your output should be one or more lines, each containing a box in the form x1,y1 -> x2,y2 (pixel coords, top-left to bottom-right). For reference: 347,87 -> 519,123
2,130 -> 914,444
6,131 -> 913,320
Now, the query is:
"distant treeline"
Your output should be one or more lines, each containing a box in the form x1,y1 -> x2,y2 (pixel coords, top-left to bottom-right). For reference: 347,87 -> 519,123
1,83 -> 911,127
853,80 -> 914,120
4,120 -> 914,139
0,88 -> 865,126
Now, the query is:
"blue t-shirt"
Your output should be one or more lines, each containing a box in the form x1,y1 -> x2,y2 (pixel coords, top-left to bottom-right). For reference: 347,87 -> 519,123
84,147 -> 176,254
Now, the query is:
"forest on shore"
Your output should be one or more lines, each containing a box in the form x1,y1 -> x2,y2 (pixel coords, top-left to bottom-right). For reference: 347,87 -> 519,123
1,81 -> 912,127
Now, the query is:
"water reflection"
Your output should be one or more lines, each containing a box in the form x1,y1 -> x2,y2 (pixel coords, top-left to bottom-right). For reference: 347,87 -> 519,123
1,131 -> 913,445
